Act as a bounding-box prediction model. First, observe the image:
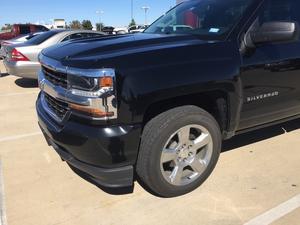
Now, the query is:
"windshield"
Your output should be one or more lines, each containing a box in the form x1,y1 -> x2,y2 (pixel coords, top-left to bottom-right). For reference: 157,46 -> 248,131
145,0 -> 253,40
26,30 -> 61,45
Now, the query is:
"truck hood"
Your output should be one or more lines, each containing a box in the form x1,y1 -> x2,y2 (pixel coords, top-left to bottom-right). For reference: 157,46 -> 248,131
42,33 -> 214,63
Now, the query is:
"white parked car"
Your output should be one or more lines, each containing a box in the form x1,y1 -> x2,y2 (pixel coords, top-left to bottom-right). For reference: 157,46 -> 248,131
128,25 -> 149,33
113,27 -> 129,34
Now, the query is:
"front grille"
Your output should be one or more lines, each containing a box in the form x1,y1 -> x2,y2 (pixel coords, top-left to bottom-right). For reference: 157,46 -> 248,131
42,66 -> 68,88
44,93 -> 69,119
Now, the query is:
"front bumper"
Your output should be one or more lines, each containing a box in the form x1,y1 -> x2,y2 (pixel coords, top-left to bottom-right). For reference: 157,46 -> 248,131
3,59 -> 40,79
46,138 -> 134,188
37,94 -> 142,188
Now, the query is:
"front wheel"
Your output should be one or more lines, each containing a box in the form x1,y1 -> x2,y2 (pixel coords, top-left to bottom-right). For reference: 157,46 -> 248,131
136,106 -> 222,197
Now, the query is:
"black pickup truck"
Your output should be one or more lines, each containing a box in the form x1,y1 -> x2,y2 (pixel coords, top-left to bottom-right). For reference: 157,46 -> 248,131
36,0 -> 300,197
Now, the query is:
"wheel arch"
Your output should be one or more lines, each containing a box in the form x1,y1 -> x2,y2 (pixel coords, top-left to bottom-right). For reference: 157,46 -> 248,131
143,90 -> 230,139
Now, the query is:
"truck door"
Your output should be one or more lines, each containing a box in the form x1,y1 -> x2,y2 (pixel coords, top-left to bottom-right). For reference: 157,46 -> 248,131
239,0 -> 300,130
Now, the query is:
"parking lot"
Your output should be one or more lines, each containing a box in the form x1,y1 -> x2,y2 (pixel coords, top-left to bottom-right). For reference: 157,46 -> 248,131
0,60 -> 300,225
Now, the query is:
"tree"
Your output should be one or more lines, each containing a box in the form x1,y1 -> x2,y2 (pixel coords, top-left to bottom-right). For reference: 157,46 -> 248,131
128,19 -> 136,28
1,24 -> 12,31
96,23 -> 105,31
69,20 -> 82,30
81,20 -> 93,30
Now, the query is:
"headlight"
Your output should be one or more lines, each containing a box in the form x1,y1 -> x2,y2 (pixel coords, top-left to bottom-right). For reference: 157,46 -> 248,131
68,68 -> 115,91
68,76 -> 100,91
68,68 -> 115,97
67,68 -> 117,119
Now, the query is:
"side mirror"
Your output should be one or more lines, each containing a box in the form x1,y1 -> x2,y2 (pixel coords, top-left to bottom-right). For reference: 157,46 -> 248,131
251,21 -> 299,45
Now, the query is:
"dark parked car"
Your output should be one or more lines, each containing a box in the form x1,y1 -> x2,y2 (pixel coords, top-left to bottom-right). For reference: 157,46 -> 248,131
101,26 -> 115,35
37,0 -> 300,197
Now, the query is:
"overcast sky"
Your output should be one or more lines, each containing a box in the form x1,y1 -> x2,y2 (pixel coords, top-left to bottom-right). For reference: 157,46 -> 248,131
0,0 -> 176,28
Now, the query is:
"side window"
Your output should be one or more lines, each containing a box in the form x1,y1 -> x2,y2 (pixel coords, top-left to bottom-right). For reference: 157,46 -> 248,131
61,35 -> 70,42
260,0 -> 299,24
69,33 -> 84,40
80,33 -> 89,38
19,25 -> 31,34
244,0 -> 300,47
61,33 -> 85,42
86,33 -> 103,38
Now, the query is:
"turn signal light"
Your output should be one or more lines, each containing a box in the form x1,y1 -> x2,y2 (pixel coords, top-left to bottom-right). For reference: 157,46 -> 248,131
69,103 -> 114,118
11,48 -> 30,62
100,76 -> 113,88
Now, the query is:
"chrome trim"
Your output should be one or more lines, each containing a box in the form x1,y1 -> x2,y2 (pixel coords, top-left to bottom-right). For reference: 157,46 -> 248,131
39,70 -> 91,106
38,54 -> 118,121
67,67 -> 115,78
39,53 -> 67,75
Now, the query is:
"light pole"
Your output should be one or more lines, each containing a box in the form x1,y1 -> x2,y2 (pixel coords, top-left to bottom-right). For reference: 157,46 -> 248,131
131,0 -> 134,21
141,6 -> 150,25
96,10 -> 104,31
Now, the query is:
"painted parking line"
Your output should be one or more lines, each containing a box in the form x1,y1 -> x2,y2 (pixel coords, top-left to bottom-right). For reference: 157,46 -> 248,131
0,132 -> 42,143
244,194 -> 300,225
0,160 -> 7,225
0,91 -> 39,97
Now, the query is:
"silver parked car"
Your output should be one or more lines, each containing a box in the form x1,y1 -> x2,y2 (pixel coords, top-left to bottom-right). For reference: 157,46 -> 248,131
3,30 -> 106,79
0,32 -> 43,58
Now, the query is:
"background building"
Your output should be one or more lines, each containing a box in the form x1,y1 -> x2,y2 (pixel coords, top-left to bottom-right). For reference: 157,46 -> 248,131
52,19 -> 66,29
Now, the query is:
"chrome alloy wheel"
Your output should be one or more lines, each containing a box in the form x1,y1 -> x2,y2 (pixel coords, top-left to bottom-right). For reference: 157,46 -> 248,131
160,125 -> 213,186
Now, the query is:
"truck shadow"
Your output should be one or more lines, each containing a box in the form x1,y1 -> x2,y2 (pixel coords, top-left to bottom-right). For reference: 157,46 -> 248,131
14,78 -> 38,88
222,118 -> 300,152
0,72 -> 9,77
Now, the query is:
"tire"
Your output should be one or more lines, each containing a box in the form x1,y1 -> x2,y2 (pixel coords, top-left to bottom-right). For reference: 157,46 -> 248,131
136,105 -> 222,197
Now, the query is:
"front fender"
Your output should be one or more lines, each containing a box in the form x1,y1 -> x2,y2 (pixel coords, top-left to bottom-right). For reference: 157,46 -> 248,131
116,41 -> 243,137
